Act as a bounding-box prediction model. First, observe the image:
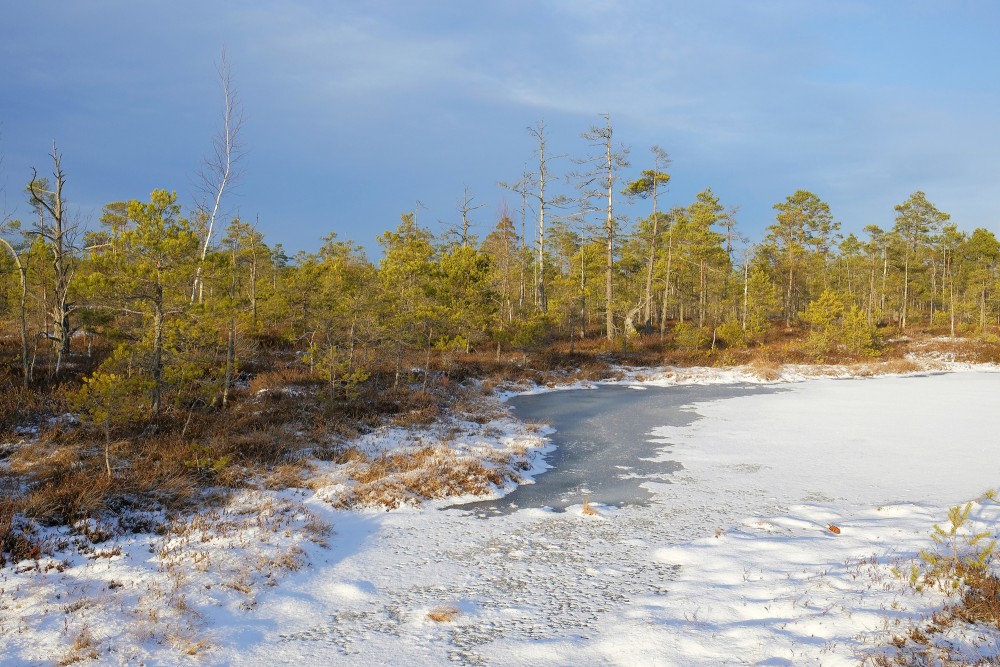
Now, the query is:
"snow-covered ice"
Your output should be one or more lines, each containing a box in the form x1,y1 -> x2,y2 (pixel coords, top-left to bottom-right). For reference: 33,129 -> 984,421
3,367 -> 1000,665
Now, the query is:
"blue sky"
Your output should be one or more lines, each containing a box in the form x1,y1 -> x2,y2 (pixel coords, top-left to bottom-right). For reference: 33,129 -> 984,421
2,1 -> 998,257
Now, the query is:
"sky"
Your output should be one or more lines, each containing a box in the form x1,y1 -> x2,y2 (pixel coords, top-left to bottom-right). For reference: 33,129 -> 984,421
1,0 -> 999,257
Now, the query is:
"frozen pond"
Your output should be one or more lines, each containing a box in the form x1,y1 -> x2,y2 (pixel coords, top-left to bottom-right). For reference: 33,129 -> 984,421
460,383 -> 783,515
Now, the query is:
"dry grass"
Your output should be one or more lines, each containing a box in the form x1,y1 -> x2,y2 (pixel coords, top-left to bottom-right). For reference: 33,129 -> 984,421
747,356 -> 783,381
312,444 -> 367,465
427,605 -> 460,622
333,444 -> 518,509
263,461 -> 311,490
582,495 -> 599,516
56,626 -> 99,666
868,358 -> 922,375
0,380 -> 74,441
246,366 -> 318,396
179,637 -> 212,656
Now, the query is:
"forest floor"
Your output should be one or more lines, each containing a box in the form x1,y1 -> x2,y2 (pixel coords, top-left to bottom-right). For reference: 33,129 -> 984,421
2,333 -> 1000,665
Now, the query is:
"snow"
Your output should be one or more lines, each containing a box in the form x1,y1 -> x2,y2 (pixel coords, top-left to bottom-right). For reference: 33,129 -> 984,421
3,365 -> 1000,665
650,371 -> 1000,508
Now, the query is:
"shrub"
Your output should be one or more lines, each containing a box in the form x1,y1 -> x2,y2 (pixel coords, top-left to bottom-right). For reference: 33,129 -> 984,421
715,320 -> 746,348
919,502 -> 996,590
840,305 -> 881,355
673,322 -> 710,352
799,290 -> 880,357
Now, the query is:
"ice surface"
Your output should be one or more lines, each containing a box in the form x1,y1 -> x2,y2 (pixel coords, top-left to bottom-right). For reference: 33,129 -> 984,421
460,383 -> 783,515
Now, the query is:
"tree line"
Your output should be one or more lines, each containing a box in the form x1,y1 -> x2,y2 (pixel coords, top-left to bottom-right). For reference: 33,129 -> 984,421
2,118 -> 999,424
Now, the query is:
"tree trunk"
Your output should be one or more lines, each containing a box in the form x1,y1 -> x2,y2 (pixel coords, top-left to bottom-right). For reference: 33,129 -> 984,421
867,254 -> 876,328
981,284 -> 988,331
393,343 -> 402,390
422,328 -> 433,392
605,223 -> 614,340
881,248 -> 888,314
151,293 -> 164,416
0,240 -> 30,387
250,243 -> 258,324
643,208 -> 658,328
348,316 -> 357,373
930,257 -> 937,323
222,241 -> 239,408
222,316 -> 236,407
18,265 -> 29,387
659,221 -> 674,340
104,422 -> 113,479
602,120 -> 618,341
530,123 -> 549,313
742,261 -> 749,333
900,254 -> 910,330
519,181 -> 527,313
579,243 -> 586,340
785,246 -> 794,328
949,266 -> 955,338
698,259 -> 706,328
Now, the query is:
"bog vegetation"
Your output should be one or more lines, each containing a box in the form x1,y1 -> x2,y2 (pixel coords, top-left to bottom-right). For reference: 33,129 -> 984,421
2,116 -> 1000,563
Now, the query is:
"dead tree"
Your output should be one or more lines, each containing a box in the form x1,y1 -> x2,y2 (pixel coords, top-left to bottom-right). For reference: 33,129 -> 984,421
577,114 -> 630,341
501,122 -> 568,313
498,169 -> 533,314
455,185 -> 485,248
27,143 -> 78,374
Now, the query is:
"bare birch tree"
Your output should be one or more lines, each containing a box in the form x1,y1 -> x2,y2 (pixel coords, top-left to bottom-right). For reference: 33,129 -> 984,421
192,48 -> 245,303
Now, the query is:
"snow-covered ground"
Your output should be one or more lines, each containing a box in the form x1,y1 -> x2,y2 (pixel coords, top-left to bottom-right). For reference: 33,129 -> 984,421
3,365 -> 1000,666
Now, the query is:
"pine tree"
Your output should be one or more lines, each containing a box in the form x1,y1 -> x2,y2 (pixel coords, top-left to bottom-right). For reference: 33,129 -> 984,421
766,190 -> 835,326
86,190 -> 200,416
893,191 -> 949,329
